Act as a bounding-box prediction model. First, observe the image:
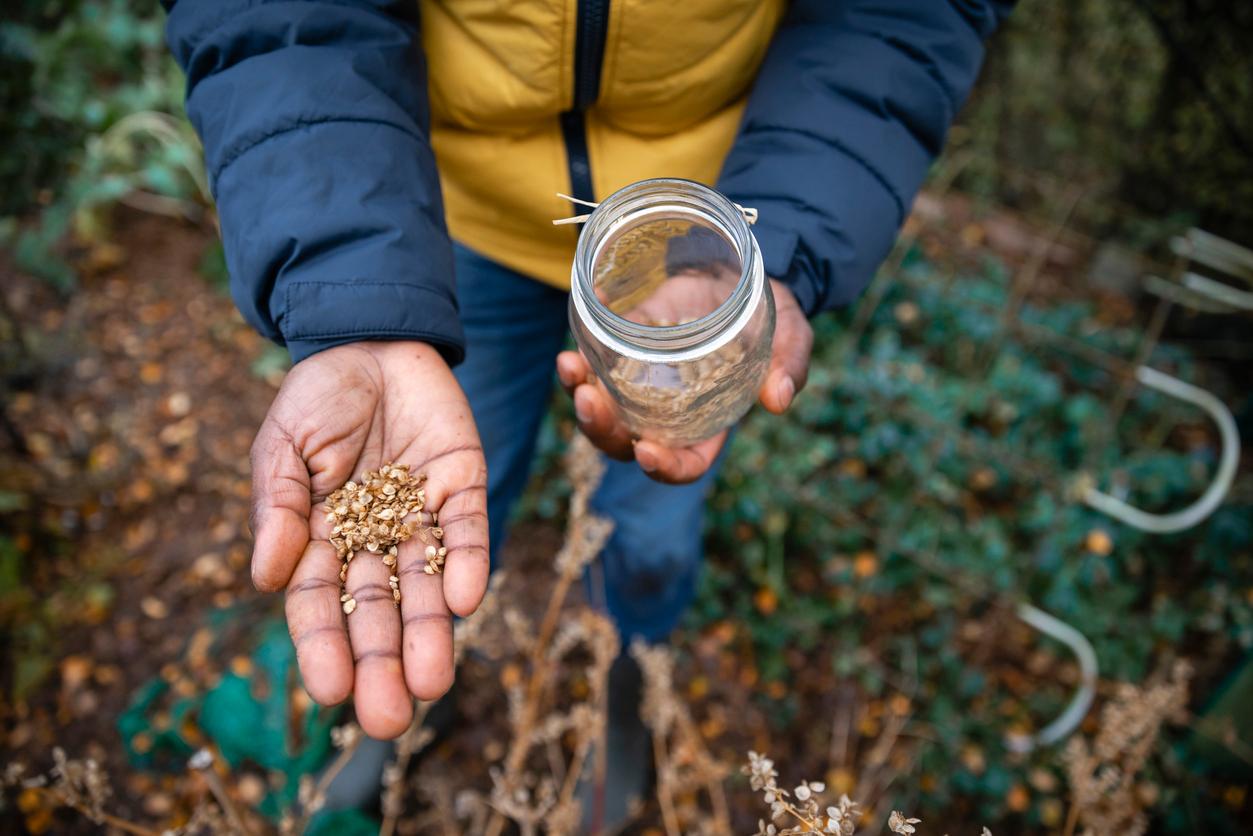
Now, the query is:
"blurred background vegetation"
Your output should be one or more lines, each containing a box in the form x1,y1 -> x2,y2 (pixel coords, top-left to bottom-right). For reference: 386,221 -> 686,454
1,1 -> 1251,834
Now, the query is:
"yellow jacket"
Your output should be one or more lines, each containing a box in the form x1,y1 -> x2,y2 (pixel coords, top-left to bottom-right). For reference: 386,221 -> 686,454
422,0 -> 787,288
169,0 -> 1005,363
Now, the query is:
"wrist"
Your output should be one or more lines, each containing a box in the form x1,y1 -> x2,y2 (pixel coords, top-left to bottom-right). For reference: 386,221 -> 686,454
292,337 -> 452,370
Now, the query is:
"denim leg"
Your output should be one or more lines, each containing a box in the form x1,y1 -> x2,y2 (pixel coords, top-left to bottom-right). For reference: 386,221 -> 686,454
452,241 -> 719,642
451,243 -> 569,567
588,453 -> 723,644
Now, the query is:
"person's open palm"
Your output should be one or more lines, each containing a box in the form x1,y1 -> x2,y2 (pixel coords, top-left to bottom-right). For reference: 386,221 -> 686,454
249,341 -> 488,739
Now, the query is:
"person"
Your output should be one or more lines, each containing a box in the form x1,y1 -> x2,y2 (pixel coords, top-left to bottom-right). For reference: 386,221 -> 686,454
163,0 -> 1012,820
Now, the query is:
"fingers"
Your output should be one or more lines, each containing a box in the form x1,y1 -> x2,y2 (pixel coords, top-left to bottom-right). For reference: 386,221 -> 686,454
418,444 -> 490,619
397,540 -> 455,701
250,419 -> 312,592
759,281 -> 814,415
556,351 -> 589,396
634,430 -> 727,485
572,385 -> 636,460
428,477 -> 489,618
344,551 -> 412,739
558,352 -> 636,461
286,540 -> 353,707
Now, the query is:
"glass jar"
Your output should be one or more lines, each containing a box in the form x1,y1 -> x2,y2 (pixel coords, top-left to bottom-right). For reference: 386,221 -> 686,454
568,178 -> 775,447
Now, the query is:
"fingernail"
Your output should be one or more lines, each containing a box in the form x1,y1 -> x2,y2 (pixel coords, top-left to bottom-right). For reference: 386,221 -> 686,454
777,375 -> 795,410
636,448 -> 658,473
574,394 -> 592,425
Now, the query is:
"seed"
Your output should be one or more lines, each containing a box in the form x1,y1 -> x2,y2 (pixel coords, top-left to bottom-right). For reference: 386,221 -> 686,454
438,547 -> 447,557
324,463 -> 437,592
342,598 -> 357,615
340,592 -> 351,603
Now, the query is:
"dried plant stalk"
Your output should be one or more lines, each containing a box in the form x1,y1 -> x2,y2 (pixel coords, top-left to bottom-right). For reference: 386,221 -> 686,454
3,748 -> 236,836
189,748 -> 253,835
1063,661 -> 1191,836
379,572 -> 510,836
634,641 -> 732,836
483,435 -> 617,836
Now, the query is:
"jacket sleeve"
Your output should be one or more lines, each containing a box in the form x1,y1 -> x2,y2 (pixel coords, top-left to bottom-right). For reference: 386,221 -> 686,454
164,0 -> 463,365
718,0 -> 1013,315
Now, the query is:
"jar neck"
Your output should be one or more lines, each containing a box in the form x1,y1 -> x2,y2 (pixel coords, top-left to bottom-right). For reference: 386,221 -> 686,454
572,179 -> 760,352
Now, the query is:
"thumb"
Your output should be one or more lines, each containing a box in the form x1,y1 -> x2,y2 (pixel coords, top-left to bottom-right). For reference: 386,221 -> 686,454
249,418 -> 312,592
759,281 -> 813,414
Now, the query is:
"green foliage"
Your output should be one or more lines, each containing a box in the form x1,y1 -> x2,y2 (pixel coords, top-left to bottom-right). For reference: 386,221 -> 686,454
955,0 -> 1253,241
689,247 -> 1251,830
0,0 -> 207,288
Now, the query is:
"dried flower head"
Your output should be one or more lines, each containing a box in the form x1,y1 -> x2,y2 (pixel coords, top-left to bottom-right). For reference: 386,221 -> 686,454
743,750 -> 860,835
888,810 -> 921,834
825,794 -> 861,835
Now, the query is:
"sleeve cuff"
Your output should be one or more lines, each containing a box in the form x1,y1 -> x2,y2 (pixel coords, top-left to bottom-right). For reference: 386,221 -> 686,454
280,279 -> 465,366
748,223 -> 820,317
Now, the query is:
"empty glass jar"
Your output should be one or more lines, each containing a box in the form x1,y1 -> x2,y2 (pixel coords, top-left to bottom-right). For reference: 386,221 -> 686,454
568,178 -> 775,446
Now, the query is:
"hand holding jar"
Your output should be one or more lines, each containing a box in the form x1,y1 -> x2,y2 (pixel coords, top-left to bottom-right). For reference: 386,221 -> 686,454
557,179 -> 813,485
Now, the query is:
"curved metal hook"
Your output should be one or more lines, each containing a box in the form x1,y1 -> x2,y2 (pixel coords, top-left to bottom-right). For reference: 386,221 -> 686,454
1141,273 -> 1239,314
1180,271 -> 1253,313
1005,603 -> 1099,753
1079,365 -> 1240,534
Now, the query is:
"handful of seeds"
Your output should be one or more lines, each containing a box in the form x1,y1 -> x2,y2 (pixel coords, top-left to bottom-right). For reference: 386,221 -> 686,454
324,463 -> 446,615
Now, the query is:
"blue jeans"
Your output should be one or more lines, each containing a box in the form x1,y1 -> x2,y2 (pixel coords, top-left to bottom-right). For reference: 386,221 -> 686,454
451,243 -> 719,642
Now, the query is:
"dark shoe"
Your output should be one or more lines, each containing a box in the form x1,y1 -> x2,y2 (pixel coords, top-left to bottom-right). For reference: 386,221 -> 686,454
580,653 -> 653,833
319,686 -> 459,812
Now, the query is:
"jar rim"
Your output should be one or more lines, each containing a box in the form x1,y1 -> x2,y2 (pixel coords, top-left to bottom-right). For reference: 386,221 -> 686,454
571,178 -> 758,352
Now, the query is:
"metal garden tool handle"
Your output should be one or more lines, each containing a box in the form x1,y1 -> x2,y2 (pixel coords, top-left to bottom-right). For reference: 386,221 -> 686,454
1005,603 -> 1099,753
1078,365 -> 1240,534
